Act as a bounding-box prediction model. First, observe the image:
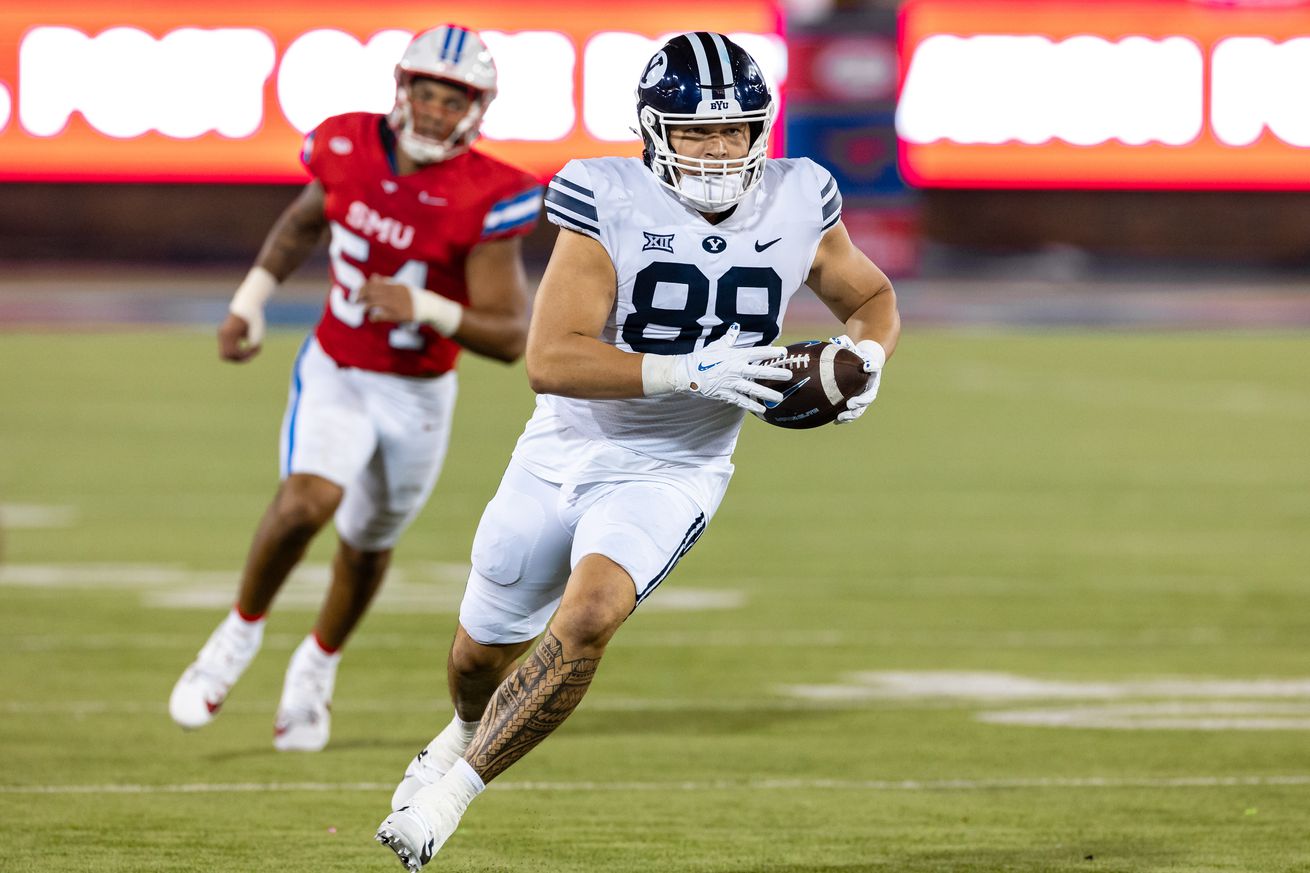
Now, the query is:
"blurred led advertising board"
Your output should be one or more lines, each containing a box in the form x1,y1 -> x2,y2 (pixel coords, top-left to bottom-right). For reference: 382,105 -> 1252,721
898,0 -> 1310,189
0,1 -> 784,183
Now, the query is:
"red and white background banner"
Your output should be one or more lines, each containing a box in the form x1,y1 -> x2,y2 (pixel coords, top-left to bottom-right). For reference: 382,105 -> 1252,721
0,1 -> 783,183
897,0 -> 1310,189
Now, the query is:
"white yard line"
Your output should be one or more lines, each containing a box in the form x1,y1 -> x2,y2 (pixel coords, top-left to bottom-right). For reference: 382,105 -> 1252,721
981,702 -> 1310,730
2,627 -> 1273,653
0,504 -> 78,529
0,697 -> 888,716
781,671 -> 1310,702
3,774 -> 1309,795
0,563 -> 742,613
777,672 -> 1310,731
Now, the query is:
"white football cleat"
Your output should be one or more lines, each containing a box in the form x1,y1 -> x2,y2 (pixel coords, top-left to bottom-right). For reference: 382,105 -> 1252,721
377,762 -> 482,870
376,786 -> 466,872
392,718 -> 480,810
272,638 -> 337,752
375,805 -> 438,872
272,696 -> 330,752
169,616 -> 263,730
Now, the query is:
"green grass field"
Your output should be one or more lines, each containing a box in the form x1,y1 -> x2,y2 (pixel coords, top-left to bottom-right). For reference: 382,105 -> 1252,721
2,327 -> 1309,872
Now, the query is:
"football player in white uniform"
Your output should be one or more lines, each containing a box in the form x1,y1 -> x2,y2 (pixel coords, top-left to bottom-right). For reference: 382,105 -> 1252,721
376,32 -> 900,870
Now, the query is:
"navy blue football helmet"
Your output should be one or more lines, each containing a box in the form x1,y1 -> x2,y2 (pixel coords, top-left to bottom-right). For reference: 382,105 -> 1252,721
635,32 -> 776,211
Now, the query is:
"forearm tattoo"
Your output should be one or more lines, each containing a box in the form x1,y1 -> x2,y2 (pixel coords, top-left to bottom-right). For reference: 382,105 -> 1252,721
464,629 -> 599,783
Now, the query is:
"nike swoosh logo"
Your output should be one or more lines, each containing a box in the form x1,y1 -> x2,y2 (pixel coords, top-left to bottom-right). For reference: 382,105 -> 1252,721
697,361 -> 722,372
755,238 -> 782,252
763,376 -> 810,409
205,698 -> 223,714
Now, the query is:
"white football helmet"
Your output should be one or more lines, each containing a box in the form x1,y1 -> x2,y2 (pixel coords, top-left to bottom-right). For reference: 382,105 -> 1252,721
388,25 -> 497,164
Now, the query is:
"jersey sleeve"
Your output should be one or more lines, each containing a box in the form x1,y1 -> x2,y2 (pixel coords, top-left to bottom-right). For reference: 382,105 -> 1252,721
300,118 -> 335,179
481,182 -> 543,242
544,159 -> 601,241
816,162 -> 843,233
299,115 -> 350,182
300,130 -> 317,174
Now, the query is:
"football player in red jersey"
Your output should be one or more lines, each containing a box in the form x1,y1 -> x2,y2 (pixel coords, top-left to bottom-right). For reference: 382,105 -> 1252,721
169,24 -> 543,752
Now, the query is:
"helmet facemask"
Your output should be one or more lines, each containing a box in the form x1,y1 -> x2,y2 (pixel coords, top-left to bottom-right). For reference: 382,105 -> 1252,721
640,102 -> 775,213
389,74 -> 490,164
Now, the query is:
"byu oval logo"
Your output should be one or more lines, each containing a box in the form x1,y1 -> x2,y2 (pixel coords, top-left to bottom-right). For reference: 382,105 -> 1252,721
640,52 -> 668,88
702,235 -> 727,253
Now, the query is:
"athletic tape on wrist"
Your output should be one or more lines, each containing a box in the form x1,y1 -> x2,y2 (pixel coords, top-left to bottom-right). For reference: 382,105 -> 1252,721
229,266 -> 277,321
856,339 -> 887,371
641,353 -> 681,396
407,285 -> 463,337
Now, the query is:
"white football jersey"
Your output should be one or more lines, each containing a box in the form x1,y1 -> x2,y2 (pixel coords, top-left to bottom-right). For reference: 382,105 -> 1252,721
516,155 -> 843,474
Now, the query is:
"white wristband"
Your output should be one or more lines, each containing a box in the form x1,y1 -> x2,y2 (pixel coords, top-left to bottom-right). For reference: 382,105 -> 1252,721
230,266 -> 276,319
407,285 -> 463,337
229,266 -> 277,346
855,339 -> 887,371
641,353 -> 682,396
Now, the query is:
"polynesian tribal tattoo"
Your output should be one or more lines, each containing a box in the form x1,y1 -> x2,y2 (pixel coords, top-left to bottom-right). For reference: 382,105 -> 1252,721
464,629 -> 599,782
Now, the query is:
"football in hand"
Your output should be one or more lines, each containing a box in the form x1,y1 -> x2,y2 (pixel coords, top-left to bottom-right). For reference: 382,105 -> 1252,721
752,340 -> 868,429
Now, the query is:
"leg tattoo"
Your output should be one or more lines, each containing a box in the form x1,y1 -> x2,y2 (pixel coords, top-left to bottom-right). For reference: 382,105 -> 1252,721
464,629 -> 599,782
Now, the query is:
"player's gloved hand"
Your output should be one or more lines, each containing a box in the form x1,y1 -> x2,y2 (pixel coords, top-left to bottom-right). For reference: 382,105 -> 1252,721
642,323 -> 792,415
829,334 -> 887,425
220,266 -> 277,362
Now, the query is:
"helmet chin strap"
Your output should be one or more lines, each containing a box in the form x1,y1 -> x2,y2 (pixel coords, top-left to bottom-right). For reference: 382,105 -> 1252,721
676,172 -> 746,213
397,129 -> 459,164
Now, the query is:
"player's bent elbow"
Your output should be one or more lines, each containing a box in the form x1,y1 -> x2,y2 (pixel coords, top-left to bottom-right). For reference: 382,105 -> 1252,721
524,360 -> 558,395
475,321 -> 527,364
524,347 -> 575,395
489,335 -> 526,364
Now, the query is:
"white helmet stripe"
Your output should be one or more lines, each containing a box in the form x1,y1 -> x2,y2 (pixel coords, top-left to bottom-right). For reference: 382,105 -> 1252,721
685,33 -> 714,86
706,32 -> 735,86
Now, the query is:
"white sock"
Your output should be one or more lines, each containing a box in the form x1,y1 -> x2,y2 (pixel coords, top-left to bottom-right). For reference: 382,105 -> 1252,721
420,716 -> 480,776
292,634 -> 341,673
450,758 -> 485,796
421,755 -> 484,817
452,715 -> 480,743
221,608 -> 265,646
409,759 -> 484,843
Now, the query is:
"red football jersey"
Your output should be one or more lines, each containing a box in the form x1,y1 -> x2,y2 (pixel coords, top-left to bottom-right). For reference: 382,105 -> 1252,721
303,113 -> 541,377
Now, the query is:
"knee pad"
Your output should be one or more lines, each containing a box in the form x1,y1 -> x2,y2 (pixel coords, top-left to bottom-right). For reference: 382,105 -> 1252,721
469,485 -> 547,587
459,466 -> 573,644
458,569 -> 553,645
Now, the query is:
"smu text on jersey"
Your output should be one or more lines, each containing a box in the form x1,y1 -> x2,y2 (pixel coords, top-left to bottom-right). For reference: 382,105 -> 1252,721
344,201 -> 415,251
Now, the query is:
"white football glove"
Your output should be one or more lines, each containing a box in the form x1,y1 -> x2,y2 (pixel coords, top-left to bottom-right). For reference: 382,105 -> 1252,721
642,323 -> 792,415
829,334 -> 887,425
